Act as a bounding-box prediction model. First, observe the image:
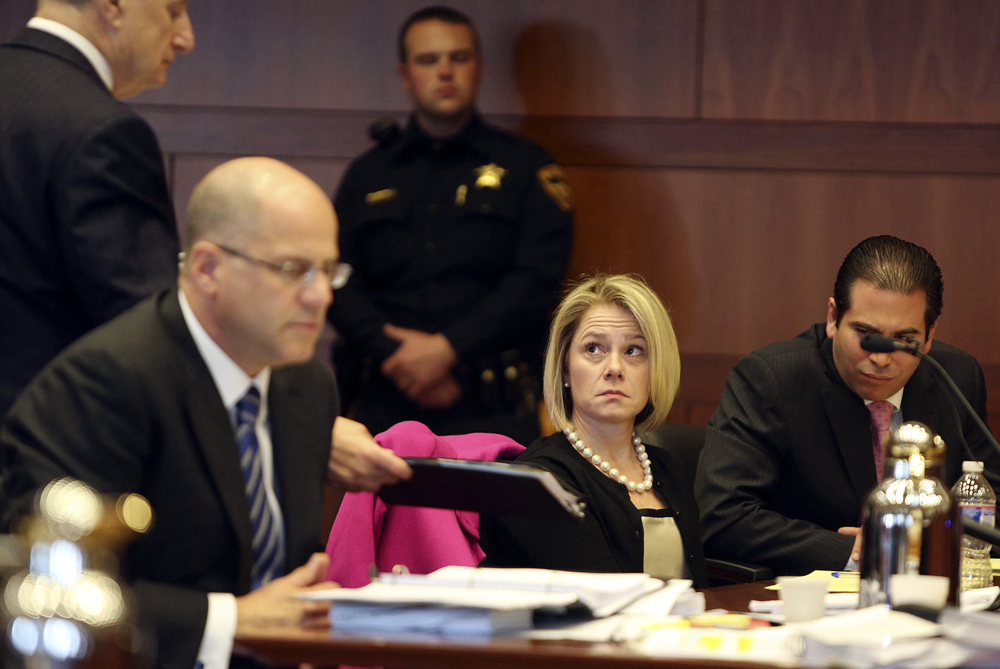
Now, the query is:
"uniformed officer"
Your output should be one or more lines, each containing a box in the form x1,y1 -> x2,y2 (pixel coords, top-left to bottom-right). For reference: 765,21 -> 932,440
329,5 -> 574,445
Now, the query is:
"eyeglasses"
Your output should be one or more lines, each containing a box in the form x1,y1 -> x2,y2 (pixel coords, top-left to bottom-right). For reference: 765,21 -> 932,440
213,244 -> 352,289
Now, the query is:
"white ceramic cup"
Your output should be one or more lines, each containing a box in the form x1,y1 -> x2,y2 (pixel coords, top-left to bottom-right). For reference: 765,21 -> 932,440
889,574 -> 949,609
778,576 -> 829,623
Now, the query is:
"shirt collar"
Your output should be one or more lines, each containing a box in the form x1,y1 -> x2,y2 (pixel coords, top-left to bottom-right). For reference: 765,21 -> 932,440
178,289 -> 271,413
27,17 -> 114,92
864,387 -> 904,412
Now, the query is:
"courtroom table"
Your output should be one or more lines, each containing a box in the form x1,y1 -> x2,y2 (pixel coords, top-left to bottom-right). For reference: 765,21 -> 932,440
234,582 -> 780,669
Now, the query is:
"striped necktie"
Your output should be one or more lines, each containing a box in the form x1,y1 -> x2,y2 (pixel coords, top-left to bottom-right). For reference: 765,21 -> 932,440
236,387 -> 284,590
867,400 -> 894,482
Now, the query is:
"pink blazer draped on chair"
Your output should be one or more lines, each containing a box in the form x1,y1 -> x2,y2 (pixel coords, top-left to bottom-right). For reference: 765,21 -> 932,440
325,421 -> 526,587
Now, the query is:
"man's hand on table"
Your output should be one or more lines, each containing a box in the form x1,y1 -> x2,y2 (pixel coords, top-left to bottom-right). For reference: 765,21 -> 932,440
235,553 -> 333,632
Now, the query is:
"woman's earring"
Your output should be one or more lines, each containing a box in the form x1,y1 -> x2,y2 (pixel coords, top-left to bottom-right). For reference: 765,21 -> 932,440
563,382 -> 570,388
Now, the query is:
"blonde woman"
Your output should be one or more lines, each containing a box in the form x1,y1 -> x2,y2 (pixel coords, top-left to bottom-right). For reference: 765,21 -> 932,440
480,275 -> 707,585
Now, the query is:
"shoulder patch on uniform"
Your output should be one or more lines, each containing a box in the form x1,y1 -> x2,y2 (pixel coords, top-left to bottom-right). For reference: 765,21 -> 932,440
365,188 -> 397,205
537,164 -> 573,212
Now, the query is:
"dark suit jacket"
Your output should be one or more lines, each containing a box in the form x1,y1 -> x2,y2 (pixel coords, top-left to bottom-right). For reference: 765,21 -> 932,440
0,28 -> 179,420
0,289 -> 339,669
480,432 -> 709,588
695,324 -> 1000,577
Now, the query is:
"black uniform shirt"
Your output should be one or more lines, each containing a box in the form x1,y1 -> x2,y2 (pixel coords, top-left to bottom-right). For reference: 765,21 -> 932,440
330,114 -> 574,367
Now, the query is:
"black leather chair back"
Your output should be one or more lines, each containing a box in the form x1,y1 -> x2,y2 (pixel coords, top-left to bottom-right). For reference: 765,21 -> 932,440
638,422 -> 775,583
637,422 -> 707,483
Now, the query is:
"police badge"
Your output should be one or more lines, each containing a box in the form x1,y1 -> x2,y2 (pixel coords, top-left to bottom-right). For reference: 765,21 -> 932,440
473,163 -> 506,189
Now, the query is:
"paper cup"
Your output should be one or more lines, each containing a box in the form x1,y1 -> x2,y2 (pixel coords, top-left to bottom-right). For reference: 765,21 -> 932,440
778,576 -> 829,622
889,574 -> 949,609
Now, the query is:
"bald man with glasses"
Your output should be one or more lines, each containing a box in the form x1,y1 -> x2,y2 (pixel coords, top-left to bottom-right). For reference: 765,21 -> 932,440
0,157 -> 408,669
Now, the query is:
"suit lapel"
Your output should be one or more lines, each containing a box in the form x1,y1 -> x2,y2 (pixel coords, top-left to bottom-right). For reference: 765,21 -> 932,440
901,363 -> 946,447
822,386 -> 878,501
159,290 -> 256,592
820,337 -> 879,501
269,372 -> 317,565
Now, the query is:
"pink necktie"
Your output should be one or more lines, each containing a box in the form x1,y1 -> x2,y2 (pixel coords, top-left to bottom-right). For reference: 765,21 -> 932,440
868,401 -> 893,482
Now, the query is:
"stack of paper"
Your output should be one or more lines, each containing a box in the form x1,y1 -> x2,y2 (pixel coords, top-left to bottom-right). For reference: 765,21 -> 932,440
795,607 -> 975,669
302,566 -> 668,635
959,586 -> 1000,612
314,583 -> 577,635
413,566 -> 666,617
940,608 -> 1000,650
525,579 -> 703,643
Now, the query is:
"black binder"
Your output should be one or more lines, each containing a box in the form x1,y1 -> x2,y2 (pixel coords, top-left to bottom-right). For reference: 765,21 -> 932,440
377,458 -> 586,520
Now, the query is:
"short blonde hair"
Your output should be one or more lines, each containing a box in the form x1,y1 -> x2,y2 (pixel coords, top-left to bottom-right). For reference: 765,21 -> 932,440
544,274 -> 680,432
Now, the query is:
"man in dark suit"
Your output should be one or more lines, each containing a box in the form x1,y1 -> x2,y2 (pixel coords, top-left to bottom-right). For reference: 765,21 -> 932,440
1,158 -> 349,669
695,235 -> 1000,576
0,0 -> 195,419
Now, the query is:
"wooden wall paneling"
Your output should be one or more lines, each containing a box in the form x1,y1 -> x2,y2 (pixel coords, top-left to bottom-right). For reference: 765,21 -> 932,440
522,116 -> 1000,174
169,154 -> 351,246
502,0 -> 699,118
702,0 -> 1000,123
0,0 -> 34,43
563,165 -> 1000,365
135,0 -> 409,111
898,174 -> 1000,360
9,0 -> 1000,431
137,106 -> 1000,175
135,0 -> 699,118
135,106 -> 397,161
687,402 -> 720,427
670,355 -> 1000,430
562,164 -> 700,348
667,353 -> 739,425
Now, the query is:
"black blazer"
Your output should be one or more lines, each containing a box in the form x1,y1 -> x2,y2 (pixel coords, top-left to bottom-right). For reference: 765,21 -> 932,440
480,432 -> 709,588
0,28 -> 179,419
695,324 -> 1000,576
0,289 -> 338,669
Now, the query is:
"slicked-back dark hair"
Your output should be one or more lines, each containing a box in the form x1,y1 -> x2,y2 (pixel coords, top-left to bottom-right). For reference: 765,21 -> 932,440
397,5 -> 479,63
833,235 -> 943,335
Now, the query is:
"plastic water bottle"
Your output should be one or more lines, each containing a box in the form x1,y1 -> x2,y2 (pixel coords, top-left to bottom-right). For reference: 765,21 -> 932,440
951,461 -> 996,590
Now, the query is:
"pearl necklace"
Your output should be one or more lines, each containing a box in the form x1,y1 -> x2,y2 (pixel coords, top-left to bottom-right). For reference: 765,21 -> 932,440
564,428 -> 654,493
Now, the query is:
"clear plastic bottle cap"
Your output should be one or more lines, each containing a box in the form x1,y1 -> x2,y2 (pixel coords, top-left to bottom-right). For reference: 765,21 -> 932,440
961,461 -> 984,473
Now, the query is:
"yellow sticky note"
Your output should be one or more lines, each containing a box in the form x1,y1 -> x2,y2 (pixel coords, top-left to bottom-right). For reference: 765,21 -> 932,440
766,571 -> 860,593
687,614 -> 752,630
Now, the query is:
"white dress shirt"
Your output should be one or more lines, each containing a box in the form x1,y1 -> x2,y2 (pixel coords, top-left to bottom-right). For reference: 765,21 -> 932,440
179,291 -> 287,669
863,387 -> 904,416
